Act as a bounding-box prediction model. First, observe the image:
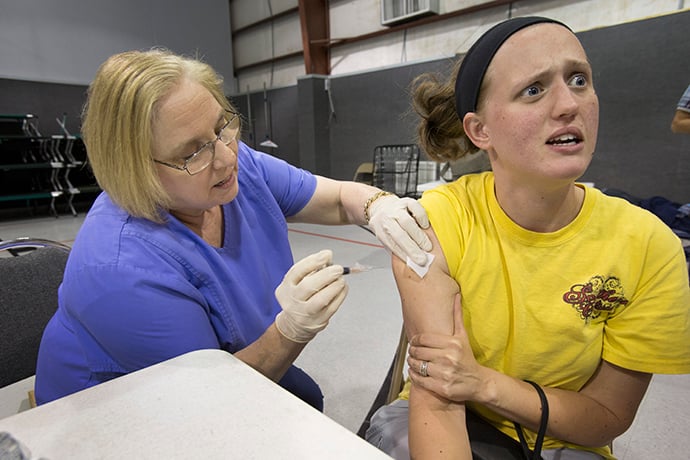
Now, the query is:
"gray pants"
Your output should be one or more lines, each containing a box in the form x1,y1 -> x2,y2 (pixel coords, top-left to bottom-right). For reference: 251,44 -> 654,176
365,400 -> 605,460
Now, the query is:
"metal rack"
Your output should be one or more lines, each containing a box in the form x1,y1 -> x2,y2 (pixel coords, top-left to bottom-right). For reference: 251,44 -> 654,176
0,114 -> 99,217
371,144 -> 421,198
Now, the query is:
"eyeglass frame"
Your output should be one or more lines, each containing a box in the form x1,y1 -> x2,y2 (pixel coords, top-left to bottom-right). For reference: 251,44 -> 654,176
153,109 -> 241,176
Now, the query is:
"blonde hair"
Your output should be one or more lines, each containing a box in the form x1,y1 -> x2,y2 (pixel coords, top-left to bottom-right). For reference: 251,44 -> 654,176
411,59 -> 483,163
81,48 -> 231,222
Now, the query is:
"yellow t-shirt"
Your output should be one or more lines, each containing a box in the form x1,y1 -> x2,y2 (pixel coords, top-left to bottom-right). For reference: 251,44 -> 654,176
403,172 -> 690,459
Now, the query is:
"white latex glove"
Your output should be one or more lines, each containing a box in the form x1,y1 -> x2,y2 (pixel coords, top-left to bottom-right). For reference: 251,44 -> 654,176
274,249 -> 348,343
368,195 -> 432,265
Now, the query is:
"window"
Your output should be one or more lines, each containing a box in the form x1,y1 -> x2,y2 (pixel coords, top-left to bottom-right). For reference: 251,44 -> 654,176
381,0 -> 439,26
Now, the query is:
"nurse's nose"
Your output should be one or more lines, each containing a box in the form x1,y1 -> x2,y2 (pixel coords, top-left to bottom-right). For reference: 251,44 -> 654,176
212,136 -> 238,169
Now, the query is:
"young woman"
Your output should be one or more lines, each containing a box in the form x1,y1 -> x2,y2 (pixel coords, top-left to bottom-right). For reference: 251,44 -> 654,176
367,17 -> 690,460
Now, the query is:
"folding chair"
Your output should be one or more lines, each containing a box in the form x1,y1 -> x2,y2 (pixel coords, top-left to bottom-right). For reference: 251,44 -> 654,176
0,238 -> 70,414
353,162 -> 374,185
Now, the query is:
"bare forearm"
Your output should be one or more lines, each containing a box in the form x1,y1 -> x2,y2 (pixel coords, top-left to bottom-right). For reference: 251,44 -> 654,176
475,365 -> 648,447
233,323 -> 306,382
410,386 -> 470,459
338,180 -> 382,225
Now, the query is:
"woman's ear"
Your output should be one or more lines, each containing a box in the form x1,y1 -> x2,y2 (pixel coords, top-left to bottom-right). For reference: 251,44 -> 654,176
463,113 -> 491,150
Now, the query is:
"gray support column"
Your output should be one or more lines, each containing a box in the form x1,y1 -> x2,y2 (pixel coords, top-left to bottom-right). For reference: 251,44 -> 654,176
297,75 -> 331,176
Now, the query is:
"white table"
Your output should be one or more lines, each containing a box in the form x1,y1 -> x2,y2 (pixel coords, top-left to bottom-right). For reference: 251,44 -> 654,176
0,349 -> 391,459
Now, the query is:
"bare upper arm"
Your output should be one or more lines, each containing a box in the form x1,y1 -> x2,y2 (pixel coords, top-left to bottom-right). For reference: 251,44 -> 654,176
391,225 -> 458,340
288,176 -> 344,224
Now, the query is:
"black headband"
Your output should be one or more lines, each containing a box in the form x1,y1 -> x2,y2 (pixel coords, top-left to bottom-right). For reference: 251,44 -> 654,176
455,16 -> 570,120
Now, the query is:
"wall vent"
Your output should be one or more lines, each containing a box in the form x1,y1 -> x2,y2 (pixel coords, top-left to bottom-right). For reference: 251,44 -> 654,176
381,0 -> 439,26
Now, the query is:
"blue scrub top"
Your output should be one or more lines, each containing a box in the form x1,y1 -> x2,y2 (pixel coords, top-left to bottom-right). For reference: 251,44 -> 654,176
35,142 -> 322,407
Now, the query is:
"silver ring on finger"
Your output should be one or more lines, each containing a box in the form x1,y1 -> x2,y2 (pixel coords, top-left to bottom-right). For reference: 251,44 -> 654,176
419,360 -> 429,377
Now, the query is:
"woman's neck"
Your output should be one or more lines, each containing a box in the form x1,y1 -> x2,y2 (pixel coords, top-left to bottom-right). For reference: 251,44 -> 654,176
171,205 -> 224,247
494,181 -> 585,233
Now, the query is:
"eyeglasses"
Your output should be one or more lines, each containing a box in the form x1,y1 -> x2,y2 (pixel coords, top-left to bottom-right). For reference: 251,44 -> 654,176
154,109 -> 241,175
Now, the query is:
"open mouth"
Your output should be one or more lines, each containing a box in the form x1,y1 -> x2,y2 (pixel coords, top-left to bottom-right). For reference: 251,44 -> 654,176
546,134 -> 582,145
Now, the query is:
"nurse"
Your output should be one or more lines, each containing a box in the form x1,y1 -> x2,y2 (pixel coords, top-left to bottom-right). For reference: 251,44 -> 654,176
35,48 -> 433,409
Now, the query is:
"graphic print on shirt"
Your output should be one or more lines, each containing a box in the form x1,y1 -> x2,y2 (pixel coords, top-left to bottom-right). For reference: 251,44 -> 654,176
562,275 -> 629,321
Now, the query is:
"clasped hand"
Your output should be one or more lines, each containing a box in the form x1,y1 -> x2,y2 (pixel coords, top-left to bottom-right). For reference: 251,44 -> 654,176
407,293 -> 484,402
368,195 -> 432,266
275,249 -> 348,343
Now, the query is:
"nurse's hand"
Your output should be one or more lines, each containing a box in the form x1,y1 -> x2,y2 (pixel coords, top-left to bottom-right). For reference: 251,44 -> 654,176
275,249 -> 348,343
368,194 -> 432,265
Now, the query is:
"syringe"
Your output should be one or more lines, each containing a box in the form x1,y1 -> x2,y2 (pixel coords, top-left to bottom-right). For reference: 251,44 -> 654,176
342,262 -> 375,275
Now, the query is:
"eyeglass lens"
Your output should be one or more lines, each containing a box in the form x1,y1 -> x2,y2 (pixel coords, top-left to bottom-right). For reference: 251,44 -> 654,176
185,113 -> 240,175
